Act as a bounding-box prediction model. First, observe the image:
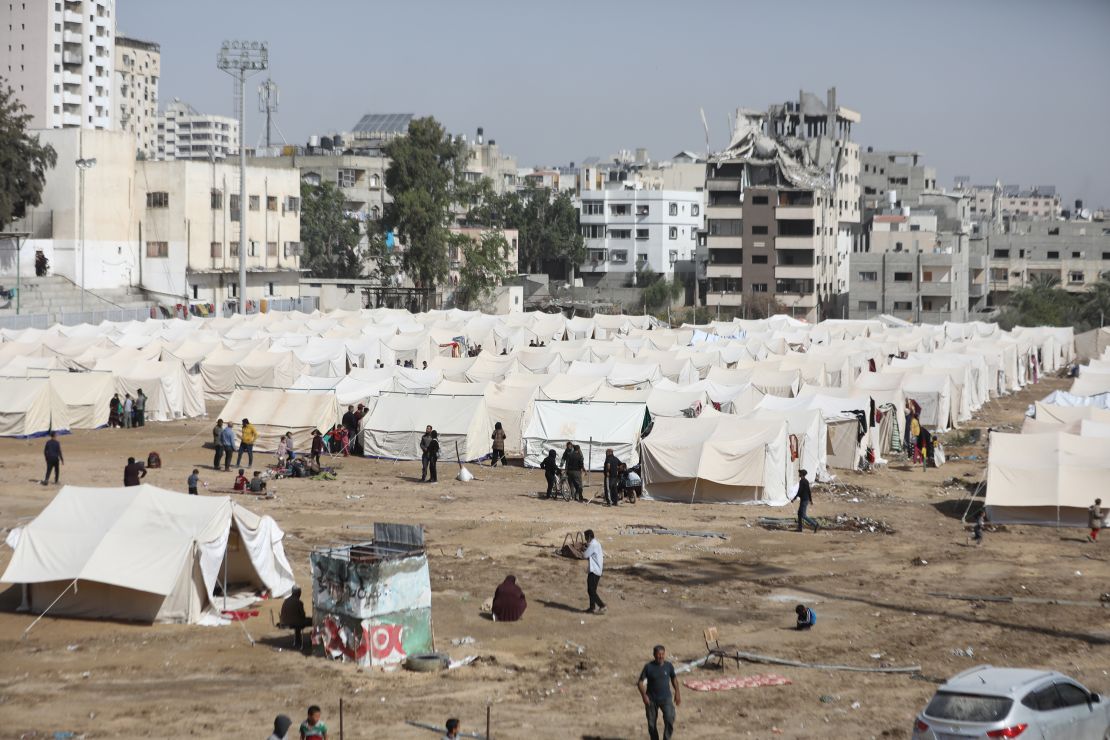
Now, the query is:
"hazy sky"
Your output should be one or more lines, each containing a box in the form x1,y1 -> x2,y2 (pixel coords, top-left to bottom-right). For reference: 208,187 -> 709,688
120,0 -> 1110,207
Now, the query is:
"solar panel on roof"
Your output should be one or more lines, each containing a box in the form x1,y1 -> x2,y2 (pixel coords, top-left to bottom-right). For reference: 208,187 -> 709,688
352,113 -> 414,134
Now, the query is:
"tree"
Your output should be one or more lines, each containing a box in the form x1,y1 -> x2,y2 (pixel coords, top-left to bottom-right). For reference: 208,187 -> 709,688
299,180 -> 363,278
455,231 -> 510,309
641,277 -> 684,311
0,80 -> 57,231
996,272 -> 1080,330
468,186 -> 584,274
382,117 -> 466,288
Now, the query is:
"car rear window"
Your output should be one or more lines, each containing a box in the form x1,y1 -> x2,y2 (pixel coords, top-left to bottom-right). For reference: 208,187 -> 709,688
925,692 -> 1013,722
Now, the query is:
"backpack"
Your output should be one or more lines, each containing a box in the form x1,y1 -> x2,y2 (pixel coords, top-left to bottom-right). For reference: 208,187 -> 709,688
147,451 -> 162,469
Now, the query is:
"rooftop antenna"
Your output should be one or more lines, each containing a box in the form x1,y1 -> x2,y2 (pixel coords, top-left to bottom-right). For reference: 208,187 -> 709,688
258,77 -> 282,149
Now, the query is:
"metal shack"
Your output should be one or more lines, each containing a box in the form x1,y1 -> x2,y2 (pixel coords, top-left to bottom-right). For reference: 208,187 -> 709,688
311,523 -> 432,667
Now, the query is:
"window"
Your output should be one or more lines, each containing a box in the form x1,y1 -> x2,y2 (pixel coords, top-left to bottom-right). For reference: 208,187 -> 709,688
210,241 -> 221,258
691,204 -> 700,216
337,168 -> 361,188
145,241 -> 168,258
668,202 -> 678,216
609,203 -> 630,216
230,243 -> 239,257
267,241 -> 278,257
230,194 -> 240,221
751,255 -> 768,264
267,196 -> 277,212
1103,252 -> 1110,260
669,227 -> 678,240
583,202 -> 603,215
1046,251 -> 1059,259
751,195 -> 769,205
1069,271 -> 1084,283
1053,683 -> 1092,708
893,272 -> 912,282
607,228 -> 631,239
610,250 -> 628,263
210,189 -> 222,209
858,300 -> 878,311
990,268 -> 1008,281
858,271 -> 877,282
284,196 -> 300,213
993,249 -> 1009,258
284,241 -> 302,258
636,205 -> 649,216
709,219 -> 743,237
751,225 -> 768,235
582,224 -> 604,239
751,283 -> 768,293
636,228 -> 649,240
248,195 -> 260,211
893,301 -> 913,311
146,191 -> 168,208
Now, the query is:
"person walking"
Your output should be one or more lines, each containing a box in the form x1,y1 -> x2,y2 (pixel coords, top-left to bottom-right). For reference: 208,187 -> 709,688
584,529 -> 606,614
311,429 -> 325,468
426,430 -> 440,483
219,421 -> 236,472
565,444 -> 585,502
790,469 -> 819,533
637,644 -> 680,740
41,431 -> 63,485
187,468 -> 200,495
123,393 -> 134,428
1089,498 -> 1106,543
490,421 -> 507,467
237,418 -> 257,467
212,418 -> 225,469
419,425 -> 433,482
134,388 -> 146,427
540,449 -> 559,498
603,448 -> 621,506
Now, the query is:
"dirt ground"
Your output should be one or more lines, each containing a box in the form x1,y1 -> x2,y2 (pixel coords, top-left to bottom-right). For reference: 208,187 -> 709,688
0,374 -> 1107,739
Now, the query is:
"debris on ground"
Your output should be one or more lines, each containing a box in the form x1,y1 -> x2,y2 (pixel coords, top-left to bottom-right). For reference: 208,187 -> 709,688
622,525 -> 727,539
683,673 -> 792,692
451,636 -> 476,646
758,515 -> 896,535
912,557 -> 928,567
951,647 -> 975,658
557,532 -> 587,559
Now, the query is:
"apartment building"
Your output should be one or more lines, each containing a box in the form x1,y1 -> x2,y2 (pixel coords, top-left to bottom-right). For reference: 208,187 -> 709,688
704,88 -> 860,321
251,150 -> 388,226
579,151 -> 707,195
984,220 -> 1110,306
578,189 -> 703,285
1,0 -> 115,130
447,227 -> 522,312
954,180 -> 1062,231
156,98 -> 238,161
113,35 -> 158,158
463,128 -> 518,194
860,150 -> 938,215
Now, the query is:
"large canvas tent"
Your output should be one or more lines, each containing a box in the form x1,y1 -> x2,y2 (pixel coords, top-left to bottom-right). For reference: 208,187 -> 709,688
1,485 -> 294,623
0,377 -> 70,437
641,413 -> 789,504
361,393 -> 491,461
521,400 -> 646,470
217,389 -> 339,452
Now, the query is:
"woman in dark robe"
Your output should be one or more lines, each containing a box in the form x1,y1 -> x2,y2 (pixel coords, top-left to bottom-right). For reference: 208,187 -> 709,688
491,575 -> 527,622
108,394 -> 121,428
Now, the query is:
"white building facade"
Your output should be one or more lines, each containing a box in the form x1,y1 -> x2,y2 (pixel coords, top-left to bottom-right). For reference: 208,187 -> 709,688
1,0 -> 116,130
579,189 -> 703,282
113,35 -> 159,159
156,99 -> 239,161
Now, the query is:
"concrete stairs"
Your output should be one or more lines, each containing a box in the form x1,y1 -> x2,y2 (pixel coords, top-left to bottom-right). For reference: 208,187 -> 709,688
0,275 -> 152,319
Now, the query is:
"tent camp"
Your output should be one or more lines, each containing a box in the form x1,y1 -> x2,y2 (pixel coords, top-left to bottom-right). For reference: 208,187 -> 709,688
361,393 -> 491,461
217,389 -> 339,452
49,371 -> 115,429
0,377 -> 70,437
985,432 -> 1110,527
1,484 -> 294,623
521,400 -> 646,471
640,413 -> 789,505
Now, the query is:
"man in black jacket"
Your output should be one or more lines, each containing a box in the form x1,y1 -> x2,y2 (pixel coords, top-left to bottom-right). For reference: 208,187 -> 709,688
42,431 -> 63,485
790,469 -> 819,533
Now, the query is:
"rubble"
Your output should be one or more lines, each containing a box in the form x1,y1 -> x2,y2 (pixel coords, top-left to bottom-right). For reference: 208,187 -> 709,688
758,514 -> 895,534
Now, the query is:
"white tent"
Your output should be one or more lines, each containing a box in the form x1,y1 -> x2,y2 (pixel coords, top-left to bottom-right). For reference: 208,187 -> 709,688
986,432 -> 1110,527
1070,371 -> 1110,398
0,377 -> 70,436
1,484 -> 294,624
217,389 -> 339,452
641,413 -> 789,505
521,401 -> 646,470
361,393 -> 491,461
93,358 -> 206,421
49,371 -> 115,429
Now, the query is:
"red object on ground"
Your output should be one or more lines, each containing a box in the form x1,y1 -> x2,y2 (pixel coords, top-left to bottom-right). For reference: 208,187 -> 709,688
221,609 -> 259,621
682,673 -> 792,692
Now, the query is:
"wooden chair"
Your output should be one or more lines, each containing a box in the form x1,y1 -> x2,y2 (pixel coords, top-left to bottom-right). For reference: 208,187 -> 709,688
703,626 -> 742,669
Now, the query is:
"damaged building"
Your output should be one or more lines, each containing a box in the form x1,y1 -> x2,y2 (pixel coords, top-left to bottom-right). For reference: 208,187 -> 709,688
704,88 -> 861,321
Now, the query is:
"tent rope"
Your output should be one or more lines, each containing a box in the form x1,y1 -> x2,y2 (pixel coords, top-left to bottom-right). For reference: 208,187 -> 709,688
20,578 -> 78,640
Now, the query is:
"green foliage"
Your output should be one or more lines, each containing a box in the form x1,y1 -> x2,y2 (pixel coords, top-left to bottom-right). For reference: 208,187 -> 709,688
299,180 -> 363,278
455,231 -> 510,309
641,277 -> 684,311
382,117 -> 467,288
0,80 -> 57,231
997,271 -> 1110,332
467,185 -> 584,273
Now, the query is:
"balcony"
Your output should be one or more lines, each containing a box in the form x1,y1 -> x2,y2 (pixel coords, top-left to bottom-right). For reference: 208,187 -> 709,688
62,51 -> 82,66
919,281 -> 953,297
63,9 -> 82,23
708,205 -> 743,219
969,282 -> 986,298
776,236 -> 816,249
62,30 -> 83,46
706,292 -> 744,307
62,111 -> 81,126
707,178 -> 742,191
775,278 -> 816,295
62,90 -> 81,105
775,265 -> 814,280
706,265 -> 743,279
776,204 -> 818,220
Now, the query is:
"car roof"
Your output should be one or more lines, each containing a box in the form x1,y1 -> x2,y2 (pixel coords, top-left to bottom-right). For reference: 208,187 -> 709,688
941,665 -> 1067,697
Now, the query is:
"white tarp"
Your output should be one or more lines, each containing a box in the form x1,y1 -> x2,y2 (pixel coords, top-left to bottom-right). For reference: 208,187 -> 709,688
217,389 -> 339,452
521,401 -> 646,470
361,393 -> 491,461
0,377 -> 69,436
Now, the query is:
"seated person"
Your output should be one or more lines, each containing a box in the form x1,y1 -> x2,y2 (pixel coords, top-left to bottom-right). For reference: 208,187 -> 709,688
279,586 -> 312,648
233,468 -> 249,491
248,470 -> 267,493
795,603 -> 816,631
619,463 -> 642,500
290,457 -> 308,478
491,574 -> 527,622
306,456 -> 322,475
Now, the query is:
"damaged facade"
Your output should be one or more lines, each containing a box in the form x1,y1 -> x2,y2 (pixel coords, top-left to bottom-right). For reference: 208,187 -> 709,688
704,88 -> 860,321
311,523 -> 433,668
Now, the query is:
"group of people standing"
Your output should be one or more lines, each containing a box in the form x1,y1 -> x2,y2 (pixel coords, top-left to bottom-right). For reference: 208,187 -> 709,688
107,390 -> 146,428
211,418 -> 259,470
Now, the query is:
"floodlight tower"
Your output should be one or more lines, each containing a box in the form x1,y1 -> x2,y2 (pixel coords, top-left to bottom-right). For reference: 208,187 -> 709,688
258,77 -> 280,150
217,40 -> 268,314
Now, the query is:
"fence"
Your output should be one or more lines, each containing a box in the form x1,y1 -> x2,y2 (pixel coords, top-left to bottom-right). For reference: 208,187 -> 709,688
0,296 -> 319,331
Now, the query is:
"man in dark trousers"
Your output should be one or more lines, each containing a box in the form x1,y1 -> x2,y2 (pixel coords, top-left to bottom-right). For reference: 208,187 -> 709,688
419,425 -> 433,482
123,456 -> 147,486
279,585 -> 312,649
565,444 -> 585,502
790,469 -> 819,533
638,644 -> 680,740
341,405 -> 358,454
41,431 -> 63,485
426,430 -> 440,483
603,448 -> 621,506
584,529 -> 605,614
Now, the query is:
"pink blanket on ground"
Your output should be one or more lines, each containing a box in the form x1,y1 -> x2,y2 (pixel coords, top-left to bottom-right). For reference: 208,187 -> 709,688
682,674 -> 792,692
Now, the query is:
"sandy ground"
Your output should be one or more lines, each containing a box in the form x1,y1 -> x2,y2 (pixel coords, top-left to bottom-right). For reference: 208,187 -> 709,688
0,374 -> 1108,739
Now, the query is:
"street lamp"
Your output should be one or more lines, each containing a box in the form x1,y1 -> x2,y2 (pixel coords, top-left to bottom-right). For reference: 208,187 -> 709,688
76,157 -> 97,313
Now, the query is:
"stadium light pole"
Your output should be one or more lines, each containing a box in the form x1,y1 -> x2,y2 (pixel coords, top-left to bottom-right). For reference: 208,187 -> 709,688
217,40 -> 268,314
75,157 -> 97,313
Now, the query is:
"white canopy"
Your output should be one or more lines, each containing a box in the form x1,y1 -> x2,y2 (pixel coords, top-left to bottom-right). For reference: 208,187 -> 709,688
521,401 -> 646,470
361,393 -> 491,461
217,389 -> 339,452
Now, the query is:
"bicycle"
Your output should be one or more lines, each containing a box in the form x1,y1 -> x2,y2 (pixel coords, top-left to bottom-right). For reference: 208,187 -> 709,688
542,470 -> 571,501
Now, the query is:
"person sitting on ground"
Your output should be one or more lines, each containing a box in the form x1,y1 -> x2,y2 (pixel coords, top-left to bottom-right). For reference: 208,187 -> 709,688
280,586 -> 312,649
491,574 -> 527,622
123,456 -> 146,487
249,470 -> 267,493
795,603 -> 816,630
306,456 -> 322,475
233,468 -> 249,491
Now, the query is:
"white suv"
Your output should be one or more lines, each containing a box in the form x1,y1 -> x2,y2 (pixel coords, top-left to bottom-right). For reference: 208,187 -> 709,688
913,665 -> 1109,739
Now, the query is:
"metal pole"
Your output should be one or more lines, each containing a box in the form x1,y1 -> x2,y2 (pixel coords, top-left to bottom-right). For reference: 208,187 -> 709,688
238,67 -> 248,314
15,238 -> 20,315
79,166 -> 85,313
486,705 -> 491,740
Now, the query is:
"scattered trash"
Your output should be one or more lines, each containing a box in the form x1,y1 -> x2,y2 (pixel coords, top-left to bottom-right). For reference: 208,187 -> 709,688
850,701 -> 861,710
557,532 -> 587,559
456,466 -> 474,482
1075,571 -> 1082,576
344,494 -> 364,500
447,655 -> 478,670
565,640 -> 585,655
951,647 -> 975,658
66,644 -> 79,652
819,694 -> 837,703
455,547 -> 465,559
869,653 -> 883,660
80,671 -> 91,679
1100,593 -> 1110,603
623,525 -> 727,539
912,557 -> 928,567
758,514 -> 895,534
451,636 -> 476,646
683,673 -> 792,692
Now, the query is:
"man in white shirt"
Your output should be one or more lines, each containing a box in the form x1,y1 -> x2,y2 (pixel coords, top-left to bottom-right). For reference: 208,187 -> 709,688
584,529 -> 606,614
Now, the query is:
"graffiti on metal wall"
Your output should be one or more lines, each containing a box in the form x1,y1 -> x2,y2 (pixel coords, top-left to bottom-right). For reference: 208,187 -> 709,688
315,615 -> 408,666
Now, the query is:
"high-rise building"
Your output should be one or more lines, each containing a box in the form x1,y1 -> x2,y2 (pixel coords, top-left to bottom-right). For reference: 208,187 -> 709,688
704,88 -> 860,321
156,99 -> 239,161
1,0 -> 116,130
113,35 -> 159,159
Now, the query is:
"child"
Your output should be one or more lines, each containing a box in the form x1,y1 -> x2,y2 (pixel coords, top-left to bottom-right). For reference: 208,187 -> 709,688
233,468 -> 248,492
249,471 -> 267,494
972,510 -> 986,546
795,604 -> 816,631
187,469 -> 199,496
300,705 -> 327,740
